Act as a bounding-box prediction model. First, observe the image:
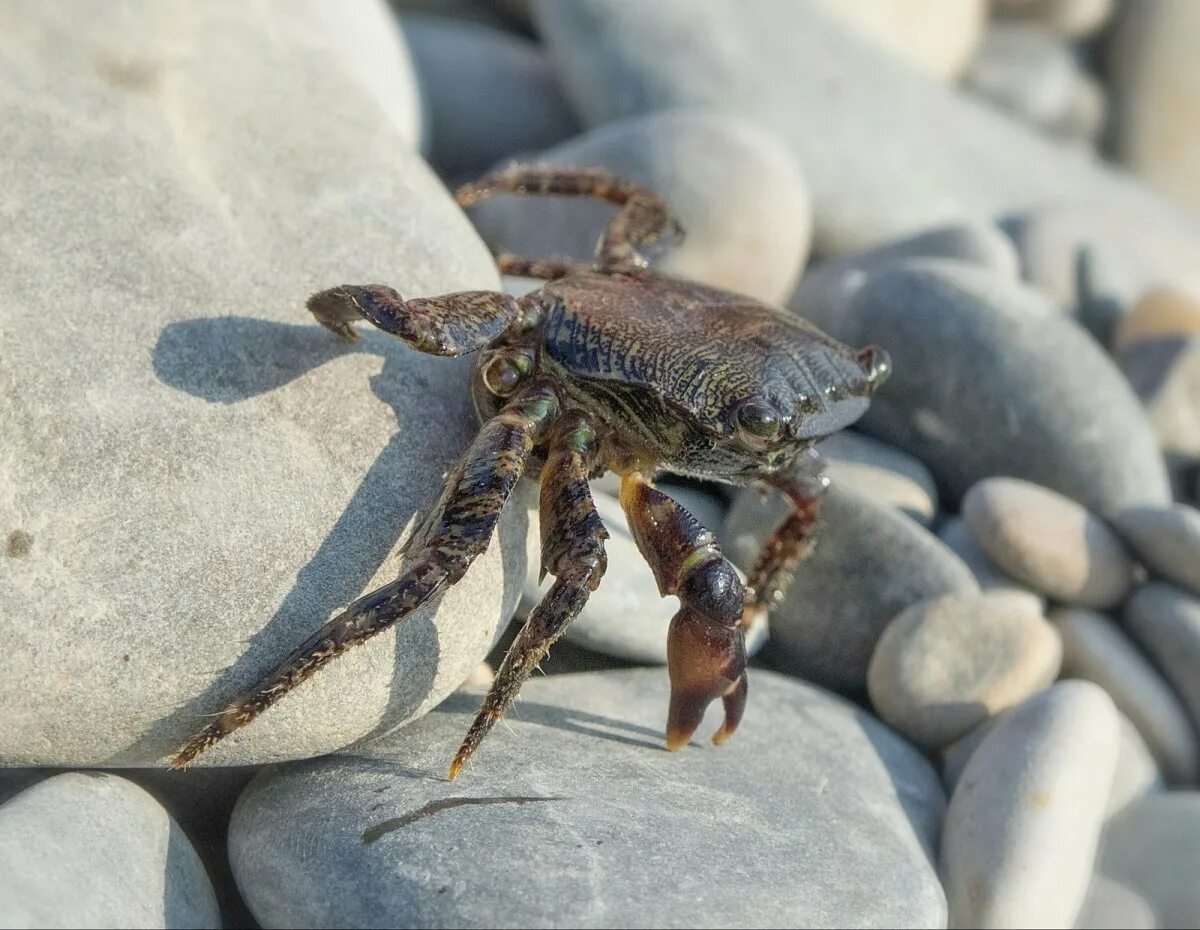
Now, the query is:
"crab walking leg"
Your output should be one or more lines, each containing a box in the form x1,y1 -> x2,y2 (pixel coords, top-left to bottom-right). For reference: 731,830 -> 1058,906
306,285 -> 524,355
455,165 -> 683,273
493,252 -> 586,282
740,475 -> 827,630
450,416 -> 608,779
171,387 -> 560,768
619,473 -> 749,751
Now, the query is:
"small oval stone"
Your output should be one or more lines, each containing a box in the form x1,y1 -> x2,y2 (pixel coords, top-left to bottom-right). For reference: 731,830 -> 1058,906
868,592 -> 1062,748
941,681 -> 1120,929
1114,287 -> 1200,351
1124,582 -> 1200,730
1106,714 -> 1164,820
937,516 -> 1046,610
963,478 -> 1136,608
817,430 -> 940,525
1114,505 -> 1200,598
1053,606 -> 1200,784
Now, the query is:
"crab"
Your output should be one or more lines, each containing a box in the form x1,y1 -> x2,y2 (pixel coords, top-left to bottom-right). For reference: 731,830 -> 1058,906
172,166 -> 889,779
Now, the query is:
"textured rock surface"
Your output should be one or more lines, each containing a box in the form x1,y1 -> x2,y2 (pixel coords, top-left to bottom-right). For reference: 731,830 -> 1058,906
727,483 -> 978,692
0,0 -> 527,766
868,592 -> 1061,748
0,773 -> 220,928
230,669 -> 947,928
800,261 -> 1171,516
468,109 -> 811,305
941,682 -> 1120,929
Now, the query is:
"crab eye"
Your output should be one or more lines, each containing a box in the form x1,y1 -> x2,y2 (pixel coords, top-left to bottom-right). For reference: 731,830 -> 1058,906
482,355 -> 523,396
735,402 -> 783,449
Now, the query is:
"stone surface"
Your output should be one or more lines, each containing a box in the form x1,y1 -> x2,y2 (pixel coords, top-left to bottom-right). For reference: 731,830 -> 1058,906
533,0 -> 1200,262
469,109 -> 811,305
800,261 -> 1171,516
400,15 -> 580,183
1073,875 -> 1158,930
519,483 -> 766,664
1109,0 -> 1200,217
1118,333 -> 1200,477
230,668 -> 947,928
998,0 -> 1115,39
1099,793 -> 1200,930
0,1 -> 528,766
816,430 -> 940,525
937,516 -> 1046,611
727,483 -> 978,692
1115,287 -> 1200,351
962,478 -> 1136,608
868,592 -> 1062,748
1053,607 -> 1200,784
941,681 -> 1120,929
1114,504 -> 1200,598
0,773 -> 220,928
1106,715 -> 1165,820
1124,583 -> 1200,730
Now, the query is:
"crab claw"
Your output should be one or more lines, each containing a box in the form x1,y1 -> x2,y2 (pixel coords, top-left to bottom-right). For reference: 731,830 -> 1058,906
665,605 -> 748,751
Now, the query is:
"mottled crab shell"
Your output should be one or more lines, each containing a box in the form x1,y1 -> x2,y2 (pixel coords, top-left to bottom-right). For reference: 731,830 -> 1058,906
537,272 -> 877,444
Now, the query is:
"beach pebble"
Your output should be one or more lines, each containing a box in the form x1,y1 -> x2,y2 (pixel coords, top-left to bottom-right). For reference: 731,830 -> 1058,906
816,430 -> 940,525
1106,715 -> 1165,820
1124,583 -> 1200,730
941,681 -> 1120,929
1118,326 -> 1200,478
1054,607 -> 1200,784
727,483 -> 978,692
1073,875 -> 1158,930
962,478 -> 1136,608
1114,504 -> 1200,597
937,517 -> 1046,610
0,0 -> 526,766
868,592 -> 1061,748
230,669 -> 947,928
997,0 -> 1115,39
0,773 -> 220,929
1114,287 -> 1200,350
469,109 -> 811,304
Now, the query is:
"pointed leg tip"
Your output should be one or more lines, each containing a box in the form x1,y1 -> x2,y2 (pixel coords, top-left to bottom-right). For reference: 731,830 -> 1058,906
447,760 -> 463,782
711,728 -> 732,747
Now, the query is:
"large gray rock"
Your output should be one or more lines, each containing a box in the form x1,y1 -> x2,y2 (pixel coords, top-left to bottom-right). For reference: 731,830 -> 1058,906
941,681 -> 1120,929
726,483 -> 978,692
801,261 -> 1171,516
532,0 -> 1200,263
468,109 -> 811,305
1124,583 -> 1200,731
400,15 -> 580,183
0,773 -> 220,928
230,668 -> 947,928
0,1 -> 527,766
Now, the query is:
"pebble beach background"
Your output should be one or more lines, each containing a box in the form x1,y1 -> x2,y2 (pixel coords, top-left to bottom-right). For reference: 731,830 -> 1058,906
3,0 -> 1200,927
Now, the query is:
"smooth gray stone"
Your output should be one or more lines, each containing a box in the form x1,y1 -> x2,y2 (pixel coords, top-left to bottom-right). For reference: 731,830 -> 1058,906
1098,793 -> 1200,930
0,1 -> 526,766
941,681 -> 1120,929
800,260 -> 1171,516
1053,607 -> 1200,785
727,483 -> 978,692
997,0 -> 1115,39
816,430 -> 941,525
962,478 -> 1136,609
469,109 -> 812,305
0,773 -> 220,929
401,15 -> 580,183
230,668 -> 947,929
1106,715 -> 1165,821
1124,583 -> 1200,730
533,0 -> 1200,265
937,516 -> 1046,610
1119,336 -> 1200,478
1073,875 -> 1158,930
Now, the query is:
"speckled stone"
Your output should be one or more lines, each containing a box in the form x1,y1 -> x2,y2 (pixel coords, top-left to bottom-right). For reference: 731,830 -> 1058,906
1124,583 -> 1200,731
727,483 -> 978,692
937,516 -> 1046,611
468,109 -> 811,305
0,0 -> 527,766
941,681 -> 1120,929
230,669 -> 948,929
1053,607 -> 1199,784
800,261 -> 1171,516
962,478 -> 1137,608
0,773 -> 220,928
868,592 -> 1062,748
816,430 -> 940,525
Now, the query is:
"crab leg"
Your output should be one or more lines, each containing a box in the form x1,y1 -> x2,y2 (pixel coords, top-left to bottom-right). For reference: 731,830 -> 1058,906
619,473 -> 748,751
740,474 -> 827,630
455,165 -> 684,273
306,284 -> 523,354
450,414 -> 608,779
171,385 -> 559,768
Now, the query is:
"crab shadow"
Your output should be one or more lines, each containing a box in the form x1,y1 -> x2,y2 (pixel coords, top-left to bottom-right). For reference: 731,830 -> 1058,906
111,315 -> 523,765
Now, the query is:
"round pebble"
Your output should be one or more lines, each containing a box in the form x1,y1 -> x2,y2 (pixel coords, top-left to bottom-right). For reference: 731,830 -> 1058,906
816,430 -> 940,525
1115,503 -> 1200,598
727,482 -> 979,692
1106,714 -> 1164,820
962,478 -> 1136,608
1053,607 -> 1200,784
231,669 -> 947,928
1124,582 -> 1200,730
868,592 -> 1062,748
941,681 -> 1120,929
937,516 -> 1046,610
1114,287 -> 1200,351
